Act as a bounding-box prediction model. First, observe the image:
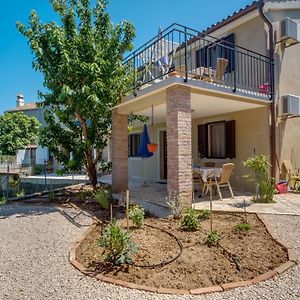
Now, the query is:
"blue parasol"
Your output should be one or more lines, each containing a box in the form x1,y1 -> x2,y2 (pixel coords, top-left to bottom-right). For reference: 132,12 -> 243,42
138,124 -> 153,158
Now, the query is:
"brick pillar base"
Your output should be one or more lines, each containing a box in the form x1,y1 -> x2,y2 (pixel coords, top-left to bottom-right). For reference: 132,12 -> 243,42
166,85 -> 192,211
111,109 -> 128,193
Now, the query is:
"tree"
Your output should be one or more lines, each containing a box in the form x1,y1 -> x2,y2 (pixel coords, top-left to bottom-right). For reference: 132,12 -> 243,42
17,0 -> 135,188
0,112 -> 40,156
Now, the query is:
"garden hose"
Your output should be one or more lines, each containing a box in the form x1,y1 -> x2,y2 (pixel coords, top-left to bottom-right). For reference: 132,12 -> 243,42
133,223 -> 183,268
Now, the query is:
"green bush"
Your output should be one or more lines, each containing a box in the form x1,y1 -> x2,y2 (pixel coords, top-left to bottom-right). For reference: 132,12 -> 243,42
243,154 -> 276,203
99,219 -> 138,265
235,223 -> 252,232
129,205 -> 145,228
198,209 -> 211,220
181,208 -> 199,231
16,190 -> 25,197
204,231 -> 221,247
34,165 -> 43,175
0,196 -> 6,205
94,187 -> 112,210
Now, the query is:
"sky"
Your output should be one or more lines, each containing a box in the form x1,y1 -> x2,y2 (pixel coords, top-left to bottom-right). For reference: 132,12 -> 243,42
0,0 -> 253,113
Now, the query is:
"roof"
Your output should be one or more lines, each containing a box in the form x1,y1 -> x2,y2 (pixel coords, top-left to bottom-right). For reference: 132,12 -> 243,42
202,0 -> 298,34
7,102 -> 38,112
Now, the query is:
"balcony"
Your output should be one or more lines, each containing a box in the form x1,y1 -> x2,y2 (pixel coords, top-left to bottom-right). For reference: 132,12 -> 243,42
124,23 -> 273,100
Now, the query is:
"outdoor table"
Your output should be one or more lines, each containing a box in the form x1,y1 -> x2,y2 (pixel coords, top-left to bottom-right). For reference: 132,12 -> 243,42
193,166 -> 222,183
193,166 -> 222,197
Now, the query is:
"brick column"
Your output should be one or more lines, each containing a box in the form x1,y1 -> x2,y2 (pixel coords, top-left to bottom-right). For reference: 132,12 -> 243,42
111,109 -> 128,193
166,85 -> 192,210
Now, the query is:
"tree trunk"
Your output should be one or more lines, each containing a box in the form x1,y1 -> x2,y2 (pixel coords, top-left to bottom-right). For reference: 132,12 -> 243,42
86,148 -> 98,190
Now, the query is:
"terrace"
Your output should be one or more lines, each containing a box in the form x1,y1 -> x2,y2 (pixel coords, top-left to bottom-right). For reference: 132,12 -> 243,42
124,23 -> 273,100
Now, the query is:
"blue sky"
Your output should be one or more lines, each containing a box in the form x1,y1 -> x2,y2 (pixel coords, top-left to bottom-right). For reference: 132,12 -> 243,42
0,0 -> 253,113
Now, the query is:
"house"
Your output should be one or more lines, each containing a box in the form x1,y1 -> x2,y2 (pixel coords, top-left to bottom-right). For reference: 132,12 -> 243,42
6,94 -> 52,169
111,0 -> 300,208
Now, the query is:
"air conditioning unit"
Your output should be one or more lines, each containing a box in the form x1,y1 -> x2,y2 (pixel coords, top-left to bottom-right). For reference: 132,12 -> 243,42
279,18 -> 300,47
280,95 -> 300,116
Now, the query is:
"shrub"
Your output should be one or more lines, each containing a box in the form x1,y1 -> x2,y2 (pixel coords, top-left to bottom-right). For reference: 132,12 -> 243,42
16,190 -> 25,197
165,191 -> 181,219
0,196 -> 6,205
128,205 -> 144,228
243,155 -> 276,203
181,208 -> 199,231
204,231 -> 221,247
34,165 -> 43,175
235,223 -> 252,232
99,219 -> 138,265
94,187 -> 112,210
198,209 -> 211,220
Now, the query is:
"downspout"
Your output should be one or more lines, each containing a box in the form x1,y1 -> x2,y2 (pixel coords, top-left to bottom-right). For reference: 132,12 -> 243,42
258,1 -> 276,178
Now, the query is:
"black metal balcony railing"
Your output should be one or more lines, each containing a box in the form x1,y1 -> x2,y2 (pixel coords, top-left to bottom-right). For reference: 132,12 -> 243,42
124,23 -> 273,98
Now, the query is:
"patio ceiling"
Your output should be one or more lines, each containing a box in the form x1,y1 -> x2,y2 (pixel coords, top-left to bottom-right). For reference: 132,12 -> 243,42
114,83 -> 270,124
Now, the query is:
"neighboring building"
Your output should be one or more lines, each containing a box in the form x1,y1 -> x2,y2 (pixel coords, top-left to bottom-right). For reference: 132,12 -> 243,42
7,94 -> 51,167
111,0 -> 300,206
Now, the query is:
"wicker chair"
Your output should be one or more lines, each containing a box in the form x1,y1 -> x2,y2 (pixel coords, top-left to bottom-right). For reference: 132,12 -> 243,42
282,160 -> 300,190
209,163 -> 235,200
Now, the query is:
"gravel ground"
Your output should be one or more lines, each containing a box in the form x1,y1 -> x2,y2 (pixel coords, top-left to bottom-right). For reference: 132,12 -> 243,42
0,204 -> 299,300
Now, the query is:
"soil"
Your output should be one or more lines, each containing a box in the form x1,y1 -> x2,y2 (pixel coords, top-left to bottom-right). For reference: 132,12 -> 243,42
76,213 -> 288,290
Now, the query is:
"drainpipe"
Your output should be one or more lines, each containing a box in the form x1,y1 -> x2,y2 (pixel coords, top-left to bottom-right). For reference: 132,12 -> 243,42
258,1 -> 276,178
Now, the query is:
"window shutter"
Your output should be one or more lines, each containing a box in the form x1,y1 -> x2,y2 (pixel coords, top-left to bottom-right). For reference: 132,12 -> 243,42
198,124 -> 208,158
225,120 -> 236,158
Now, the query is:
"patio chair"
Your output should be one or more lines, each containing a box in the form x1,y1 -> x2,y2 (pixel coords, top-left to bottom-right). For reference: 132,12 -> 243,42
202,57 -> 229,84
209,163 -> 235,200
282,160 -> 300,190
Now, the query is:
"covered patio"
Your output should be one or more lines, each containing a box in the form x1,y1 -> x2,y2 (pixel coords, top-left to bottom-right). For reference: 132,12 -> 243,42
111,77 -> 271,210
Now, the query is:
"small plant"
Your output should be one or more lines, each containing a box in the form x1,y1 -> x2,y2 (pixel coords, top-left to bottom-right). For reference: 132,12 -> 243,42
9,175 -> 19,187
243,155 -> 276,203
204,231 -> 221,247
99,219 -> 138,265
94,187 -> 112,210
128,205 -> 145,228
0,196 -> 6,205
198,209 -> 211,220
16,190 -> 25,197
235,223 -> 252,232
181,208 -> 199,231
165,191 -> 181,219
34,165 -> 43,175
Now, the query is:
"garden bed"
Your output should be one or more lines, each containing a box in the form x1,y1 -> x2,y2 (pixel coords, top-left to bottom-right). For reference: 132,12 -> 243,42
76,213 -> 288,290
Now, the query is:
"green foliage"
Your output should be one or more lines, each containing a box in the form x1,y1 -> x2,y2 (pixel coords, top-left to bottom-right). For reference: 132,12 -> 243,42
0,112 -> 40,156
235,223 -> 252,232
99,219 -> 138,265
94,187 -> 111,210
128,205 -> 144,228
0,196 -> 6,205
9,175 -> 19,187
17,0 -> 135,187
198,209 -> 211,220
181,208 -> 199,232
204,231 -> 221,247
165,191 -> 181,219
0,155 -> 16,163
34,165 -> 43,175
243,155 -> 276,203
16,190 -> 25,198
98,160 -> 112,174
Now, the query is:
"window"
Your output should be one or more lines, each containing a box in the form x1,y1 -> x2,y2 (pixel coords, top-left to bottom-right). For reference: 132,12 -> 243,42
196,33 -> 235,72
198,120 -> 235,159
128,133 -> 141,157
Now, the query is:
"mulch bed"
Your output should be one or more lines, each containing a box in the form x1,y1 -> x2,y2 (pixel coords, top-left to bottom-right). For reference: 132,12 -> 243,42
76,213 -> 288,290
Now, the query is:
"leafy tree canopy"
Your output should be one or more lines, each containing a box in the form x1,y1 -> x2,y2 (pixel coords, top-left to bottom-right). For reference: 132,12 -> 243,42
0,112 -> 40,156
17,0 -> 135,188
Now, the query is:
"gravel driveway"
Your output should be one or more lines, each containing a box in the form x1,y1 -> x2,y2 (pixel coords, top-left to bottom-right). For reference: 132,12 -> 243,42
0,203 -> 299,300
